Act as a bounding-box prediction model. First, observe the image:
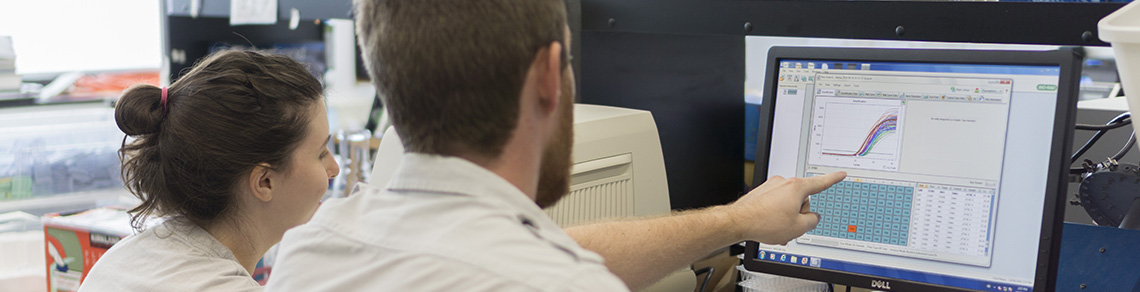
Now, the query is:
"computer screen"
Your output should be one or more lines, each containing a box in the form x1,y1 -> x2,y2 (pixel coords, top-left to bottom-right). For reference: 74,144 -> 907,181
745,47 -> 1080,292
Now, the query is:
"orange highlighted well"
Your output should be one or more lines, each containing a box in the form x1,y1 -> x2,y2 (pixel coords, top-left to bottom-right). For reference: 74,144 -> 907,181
847,225 -> 858,232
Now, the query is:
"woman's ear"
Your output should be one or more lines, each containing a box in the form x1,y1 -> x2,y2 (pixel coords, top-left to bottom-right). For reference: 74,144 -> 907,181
247,163 -> 275,202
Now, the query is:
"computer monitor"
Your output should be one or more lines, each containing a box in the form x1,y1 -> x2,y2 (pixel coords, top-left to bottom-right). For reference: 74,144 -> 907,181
744,47 -> 1080,292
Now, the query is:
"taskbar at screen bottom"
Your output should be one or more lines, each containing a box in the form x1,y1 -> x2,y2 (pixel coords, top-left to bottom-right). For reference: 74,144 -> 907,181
754,249 -> 1032,292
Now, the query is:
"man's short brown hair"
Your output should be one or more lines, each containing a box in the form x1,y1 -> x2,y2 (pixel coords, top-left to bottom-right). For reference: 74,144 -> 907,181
355,0 -> 568,158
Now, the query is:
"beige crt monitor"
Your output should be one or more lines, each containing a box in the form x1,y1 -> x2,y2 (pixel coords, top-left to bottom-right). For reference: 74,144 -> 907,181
370,103 -> 672,223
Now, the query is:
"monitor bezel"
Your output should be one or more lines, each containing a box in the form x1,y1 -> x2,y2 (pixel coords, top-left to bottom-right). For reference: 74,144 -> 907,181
745,46 -> 1080,292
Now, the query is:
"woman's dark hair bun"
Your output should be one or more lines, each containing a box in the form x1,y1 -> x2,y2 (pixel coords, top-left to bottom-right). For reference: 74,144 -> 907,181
115,84 -> 167,136
117,50 -> 324,231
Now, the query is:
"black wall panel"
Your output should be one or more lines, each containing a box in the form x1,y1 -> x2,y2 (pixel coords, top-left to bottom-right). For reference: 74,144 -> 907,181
580,31 -> 745,210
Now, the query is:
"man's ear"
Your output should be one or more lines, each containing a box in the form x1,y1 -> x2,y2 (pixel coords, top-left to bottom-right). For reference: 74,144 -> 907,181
247,163 -> 275,202
537,41 -> 564,115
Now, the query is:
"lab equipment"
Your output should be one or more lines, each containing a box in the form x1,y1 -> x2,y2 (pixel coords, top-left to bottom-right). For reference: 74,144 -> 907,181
327,129 -> 371,199
1100,0 -> 1140,138
1079,0 -> 1140,229
371,104 -> 672,223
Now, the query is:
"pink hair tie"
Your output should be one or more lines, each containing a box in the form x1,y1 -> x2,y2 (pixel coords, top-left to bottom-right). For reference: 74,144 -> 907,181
161,87 -> 169,112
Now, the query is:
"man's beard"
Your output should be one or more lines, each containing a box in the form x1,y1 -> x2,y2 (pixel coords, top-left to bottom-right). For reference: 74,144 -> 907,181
534,75 -> 574,209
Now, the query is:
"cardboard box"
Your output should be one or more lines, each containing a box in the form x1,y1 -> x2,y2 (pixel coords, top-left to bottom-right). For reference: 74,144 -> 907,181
41,208 -> 131,292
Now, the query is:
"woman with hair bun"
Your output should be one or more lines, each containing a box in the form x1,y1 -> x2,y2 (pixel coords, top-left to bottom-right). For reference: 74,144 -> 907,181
78,50 -> 339,291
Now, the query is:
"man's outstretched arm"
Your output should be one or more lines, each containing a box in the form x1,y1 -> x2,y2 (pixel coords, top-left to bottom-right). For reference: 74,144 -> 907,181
564,172 -> 846,291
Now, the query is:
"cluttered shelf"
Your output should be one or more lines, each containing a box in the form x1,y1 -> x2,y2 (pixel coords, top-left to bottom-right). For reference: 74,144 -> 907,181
0,31 -> 161,213
0,35 -> 159,108
0,70 -> 160,108
0,101 -> 137,217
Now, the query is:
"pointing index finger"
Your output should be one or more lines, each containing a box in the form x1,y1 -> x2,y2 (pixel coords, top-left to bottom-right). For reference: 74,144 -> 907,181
797,171 -> 847,198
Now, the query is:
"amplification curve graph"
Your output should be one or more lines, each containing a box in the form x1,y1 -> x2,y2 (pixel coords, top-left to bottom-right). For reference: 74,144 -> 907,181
808,97 -> 905,171
822,109 -> 898,157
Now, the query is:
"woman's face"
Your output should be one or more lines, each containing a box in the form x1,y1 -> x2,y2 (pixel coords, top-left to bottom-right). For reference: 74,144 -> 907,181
273,100 -> 339,229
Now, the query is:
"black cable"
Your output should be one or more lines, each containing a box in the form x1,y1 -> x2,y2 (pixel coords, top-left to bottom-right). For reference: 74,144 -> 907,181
846,284 -> 852,292
1072,113 -> 1131,164
694,266 -> 715,292
1113,132 -> 1137,161
1072,130 -> 1109,163
828,283 -> 835,292
1076,118 -> 1131,130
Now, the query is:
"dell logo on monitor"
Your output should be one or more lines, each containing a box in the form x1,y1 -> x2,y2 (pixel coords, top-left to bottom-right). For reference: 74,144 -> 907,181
871,280 -> 892,290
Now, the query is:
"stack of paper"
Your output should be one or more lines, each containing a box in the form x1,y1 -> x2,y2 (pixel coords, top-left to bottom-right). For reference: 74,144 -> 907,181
0,36 -> 25,100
